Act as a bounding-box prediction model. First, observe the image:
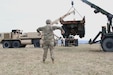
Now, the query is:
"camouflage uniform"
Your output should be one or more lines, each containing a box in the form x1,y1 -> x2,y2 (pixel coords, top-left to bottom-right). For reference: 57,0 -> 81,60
37,19 -> 64,63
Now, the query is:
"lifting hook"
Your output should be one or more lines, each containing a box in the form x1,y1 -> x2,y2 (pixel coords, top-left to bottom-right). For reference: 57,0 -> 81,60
71,1 -> 74,7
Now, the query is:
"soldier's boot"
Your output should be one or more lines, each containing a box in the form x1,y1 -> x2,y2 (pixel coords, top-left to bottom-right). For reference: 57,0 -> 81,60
43,59 -> 45,63
51,58 -> 54,64
50,48 -> 54,63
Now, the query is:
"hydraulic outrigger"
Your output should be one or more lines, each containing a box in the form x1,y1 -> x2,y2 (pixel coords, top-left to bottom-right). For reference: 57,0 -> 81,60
81,0 -> 113,51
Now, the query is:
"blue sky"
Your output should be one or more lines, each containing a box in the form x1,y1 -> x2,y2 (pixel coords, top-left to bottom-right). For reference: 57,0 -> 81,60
0,0 -> 113,40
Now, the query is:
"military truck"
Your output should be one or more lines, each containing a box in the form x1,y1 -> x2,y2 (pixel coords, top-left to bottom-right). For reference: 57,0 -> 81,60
56,1 -> 85,46
64,35 -> 78,46
60,17 -> 85,46
51,9 -> 85,46
0,29 -> 41,48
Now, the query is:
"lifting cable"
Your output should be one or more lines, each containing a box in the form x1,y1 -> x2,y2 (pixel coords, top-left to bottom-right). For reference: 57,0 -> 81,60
68,0 -> 83,18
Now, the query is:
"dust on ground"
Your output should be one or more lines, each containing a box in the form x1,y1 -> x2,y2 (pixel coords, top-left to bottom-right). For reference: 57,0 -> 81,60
0,44 -> 113,75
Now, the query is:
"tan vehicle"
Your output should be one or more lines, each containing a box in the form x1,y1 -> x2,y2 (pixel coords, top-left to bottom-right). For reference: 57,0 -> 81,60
0,10 -> 75,48
0,29 -> 41,48
0,8 -> 85,48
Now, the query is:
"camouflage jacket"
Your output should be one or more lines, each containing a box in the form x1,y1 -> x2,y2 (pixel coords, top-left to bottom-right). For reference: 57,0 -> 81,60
37,25 -> 63,42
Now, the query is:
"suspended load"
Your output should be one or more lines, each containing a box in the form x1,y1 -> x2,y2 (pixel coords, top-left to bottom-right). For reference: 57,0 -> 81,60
60,17 -> 85,38
59,1 -> 85,38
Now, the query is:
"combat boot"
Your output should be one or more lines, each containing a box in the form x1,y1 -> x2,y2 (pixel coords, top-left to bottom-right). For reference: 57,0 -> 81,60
52,58 -> 54,64
43,59 -> 45,63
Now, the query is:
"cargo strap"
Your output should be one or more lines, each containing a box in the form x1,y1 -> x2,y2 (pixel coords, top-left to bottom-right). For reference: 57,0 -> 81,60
68,1 -> 82,18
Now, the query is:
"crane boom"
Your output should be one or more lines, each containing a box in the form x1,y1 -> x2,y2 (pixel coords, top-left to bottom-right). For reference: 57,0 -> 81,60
81,0 -> 113,51
81,0 -> 113,26
51,10 -> 75,25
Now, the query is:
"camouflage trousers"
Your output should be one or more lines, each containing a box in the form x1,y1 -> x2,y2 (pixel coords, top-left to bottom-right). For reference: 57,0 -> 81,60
42,40 -> 55,62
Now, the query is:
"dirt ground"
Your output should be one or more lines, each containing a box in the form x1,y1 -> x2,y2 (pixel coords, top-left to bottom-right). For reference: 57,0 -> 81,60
0,44 -> 113,75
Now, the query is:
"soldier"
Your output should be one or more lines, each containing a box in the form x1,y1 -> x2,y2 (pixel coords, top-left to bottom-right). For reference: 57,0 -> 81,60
59,37 -> 64,46
37,19 -> 65,63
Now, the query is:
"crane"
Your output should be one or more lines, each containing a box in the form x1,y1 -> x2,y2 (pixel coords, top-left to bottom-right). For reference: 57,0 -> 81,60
51,1 -> 85,47
81,0 -> 113,33
81,0 -> 113,52
51,10 -> 75,25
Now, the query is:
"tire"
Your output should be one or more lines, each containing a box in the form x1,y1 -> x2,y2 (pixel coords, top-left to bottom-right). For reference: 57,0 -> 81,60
74,39 -> 78,46
101,38 -> 113,52
3,41 -> 11,48
12,41 -> 20,48
79,31 -> 85,38
79,25 -> 85,38
65,40 -> 69,46
33,39 -> 40,47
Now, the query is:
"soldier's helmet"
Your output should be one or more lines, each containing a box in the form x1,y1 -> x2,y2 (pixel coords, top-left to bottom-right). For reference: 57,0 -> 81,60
46,19 -> 52,24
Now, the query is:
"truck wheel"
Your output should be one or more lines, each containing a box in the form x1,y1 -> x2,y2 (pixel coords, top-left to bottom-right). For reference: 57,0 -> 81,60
12,41 -> 20,48
3,41 -> 11,48
65,39 -> 69,46
79,31 -> 85,38
74,39 -> 78,46
101,38 -> 113,52
33,39 -> 40,47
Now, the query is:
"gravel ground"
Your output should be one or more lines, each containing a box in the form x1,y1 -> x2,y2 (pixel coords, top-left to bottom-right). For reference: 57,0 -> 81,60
0,44 -> 113,75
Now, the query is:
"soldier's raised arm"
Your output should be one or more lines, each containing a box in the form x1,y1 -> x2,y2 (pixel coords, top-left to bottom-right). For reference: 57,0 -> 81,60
52,26 -> 65,34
